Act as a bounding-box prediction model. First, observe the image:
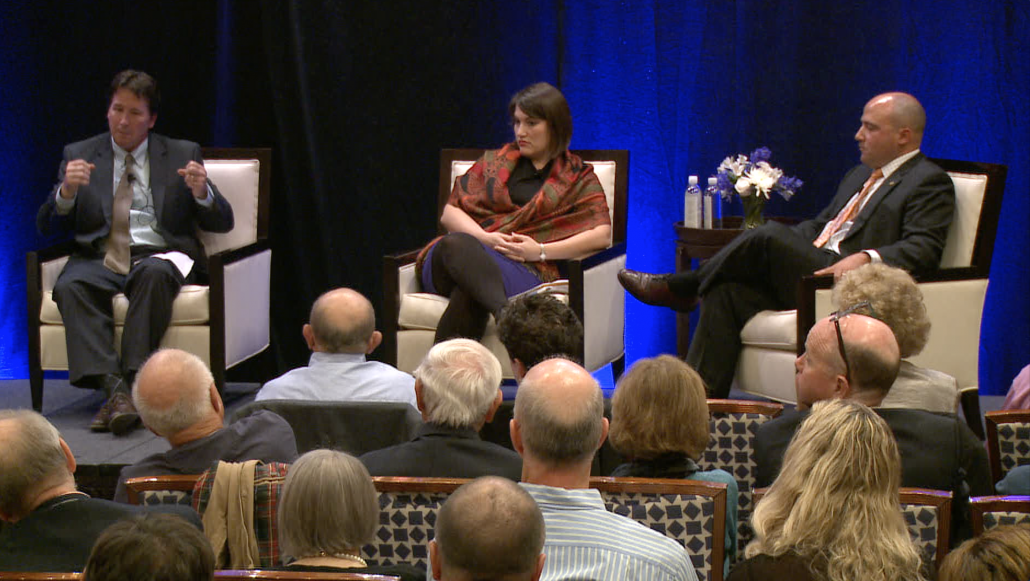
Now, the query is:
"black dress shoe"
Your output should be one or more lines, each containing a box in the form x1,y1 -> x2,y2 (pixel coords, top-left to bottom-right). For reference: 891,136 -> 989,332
90,398 -> 115,432
107,392 -> 141,436
618,269 -> 700,312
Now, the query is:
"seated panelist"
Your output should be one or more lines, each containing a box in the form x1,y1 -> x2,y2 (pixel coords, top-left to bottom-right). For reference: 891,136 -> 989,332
415,81 -> 612,343
36,69 -> 234,435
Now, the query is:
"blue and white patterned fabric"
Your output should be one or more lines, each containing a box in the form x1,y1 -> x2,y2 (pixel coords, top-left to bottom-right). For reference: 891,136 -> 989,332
521,483 -> 698,581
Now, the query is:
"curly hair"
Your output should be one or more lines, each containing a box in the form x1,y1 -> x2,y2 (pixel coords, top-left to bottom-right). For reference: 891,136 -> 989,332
747,399 -> 924,581
833,263 -> 930,358
609,355 -> 710,460
497,293 -> 583,370
938,524 -> 1030,581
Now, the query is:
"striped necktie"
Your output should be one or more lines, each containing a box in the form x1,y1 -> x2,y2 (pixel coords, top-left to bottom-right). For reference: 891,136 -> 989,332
813,168 -> 883,248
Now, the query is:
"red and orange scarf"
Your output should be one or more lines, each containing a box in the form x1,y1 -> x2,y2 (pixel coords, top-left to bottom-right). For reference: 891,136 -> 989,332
417,143 -> 611,282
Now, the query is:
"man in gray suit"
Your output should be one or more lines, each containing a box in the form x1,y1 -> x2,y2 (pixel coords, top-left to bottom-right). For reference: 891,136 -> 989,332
37,70 -> 234,434
619,92 -> 955,397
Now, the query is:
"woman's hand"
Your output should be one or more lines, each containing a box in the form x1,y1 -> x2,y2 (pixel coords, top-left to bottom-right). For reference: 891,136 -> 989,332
494,232 -> 544,263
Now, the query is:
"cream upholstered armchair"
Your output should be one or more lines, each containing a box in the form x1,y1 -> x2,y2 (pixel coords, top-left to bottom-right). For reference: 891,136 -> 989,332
733,159 -> 1007,411
26,148 -> 272,411
382,149 -> 628,380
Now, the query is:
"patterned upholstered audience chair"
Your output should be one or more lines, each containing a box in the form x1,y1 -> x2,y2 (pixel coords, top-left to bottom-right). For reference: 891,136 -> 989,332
362,477 -> 465,570
192,461 -> 291,568
382,149 -> 629,381
26,148 -> 273,410
215,572 -> 401,580
230,400 -> 423,455
970,495 -> 1030,535
593,477 -> 729,581
753,487 -> 951,578
734,160 -> 1007,422
985,410 -> 1030,484
123,473 -> 203,506
699,399 -> 783,557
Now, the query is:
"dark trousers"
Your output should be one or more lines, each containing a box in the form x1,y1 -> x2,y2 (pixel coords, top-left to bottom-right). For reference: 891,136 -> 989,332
679,222 -> 839,397
52,252 -> 187,385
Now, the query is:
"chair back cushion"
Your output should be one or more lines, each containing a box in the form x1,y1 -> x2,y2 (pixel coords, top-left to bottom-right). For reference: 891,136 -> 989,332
193,461 -> 290,568
200,158 -> 262,256
449,157 -> 619,245
700,401 -> 782,561
940,170 -> 987,268
985,411 -> 1030,482
141,489 -> 193,507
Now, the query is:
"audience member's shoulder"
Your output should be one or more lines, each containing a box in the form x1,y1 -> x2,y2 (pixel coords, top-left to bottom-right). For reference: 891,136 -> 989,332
759,409 -> 807,433
728,553 -> 819,581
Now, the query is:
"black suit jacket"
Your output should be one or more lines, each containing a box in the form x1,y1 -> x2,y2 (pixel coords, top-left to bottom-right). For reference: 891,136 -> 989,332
793,154 -> 955,276
37,132 -> 234,274
360,423 -> 523,480
754,407 -> 992,540
0,493 -> 201,572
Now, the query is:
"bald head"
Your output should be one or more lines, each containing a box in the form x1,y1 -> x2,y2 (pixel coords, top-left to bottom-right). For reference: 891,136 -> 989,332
307,288 -> 378,354
874,92 -> 926,138
0,410 -> 73,520
432,477 -> 545,581
132,349 -> 219,439
806,314 -> 901,402
514,358 -> 605,465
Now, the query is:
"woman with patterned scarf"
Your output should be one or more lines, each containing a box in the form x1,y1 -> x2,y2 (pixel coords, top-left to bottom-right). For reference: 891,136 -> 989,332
415,82 -> 611,342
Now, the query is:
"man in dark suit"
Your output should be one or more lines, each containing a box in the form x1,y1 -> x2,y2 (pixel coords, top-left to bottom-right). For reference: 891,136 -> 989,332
360,338 -> 522,480
37,70 -> 234,434
753,312 -> 992,541
0,410 -> 202,572
619,92 -> 955,398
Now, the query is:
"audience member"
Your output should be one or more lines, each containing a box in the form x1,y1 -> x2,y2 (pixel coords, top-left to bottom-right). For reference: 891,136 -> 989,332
729,399 -> 924,581
1002,364 -> 1030,410
277,449 -> 423,580
430,476 -> 546,581
37,69 -> 234,435
83,513 -> 214,581
0,410 -> 201,571
256,288 -> 416,407
361,339 -> 521,479
754,312 -> 992,541
114,348 -> 297,503
609,355 -> 738,566
995,465 -> 1030,495
834,262 -> 958,412
512,358 -> 697,581
497,293 -> 583,381
938,524 -> 1030,581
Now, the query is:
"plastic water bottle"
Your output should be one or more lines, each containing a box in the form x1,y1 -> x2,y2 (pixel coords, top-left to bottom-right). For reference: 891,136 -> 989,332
704,176 -> 721,229
684,175 -> 702,229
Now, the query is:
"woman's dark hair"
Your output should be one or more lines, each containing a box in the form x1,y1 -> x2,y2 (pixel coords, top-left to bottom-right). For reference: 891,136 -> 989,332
508,82 -> 573,160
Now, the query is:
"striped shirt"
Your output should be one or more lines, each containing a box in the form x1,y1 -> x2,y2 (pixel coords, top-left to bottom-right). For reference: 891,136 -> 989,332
521,483 -> 698,581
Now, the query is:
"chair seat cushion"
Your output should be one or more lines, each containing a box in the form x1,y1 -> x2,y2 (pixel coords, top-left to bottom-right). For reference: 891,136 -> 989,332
740,309 -> 798,350
40,285 -> 210,325
398,282 -> 569,331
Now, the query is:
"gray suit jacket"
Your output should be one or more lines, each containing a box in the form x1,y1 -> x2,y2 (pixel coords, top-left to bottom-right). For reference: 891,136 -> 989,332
793,153 -> 955,276
37,132 -> 234,274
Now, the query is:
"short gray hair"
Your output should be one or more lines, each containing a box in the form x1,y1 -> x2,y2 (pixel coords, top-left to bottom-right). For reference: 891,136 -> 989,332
309,288 -> 376,353
278,449 -> 378,561
415,339 -> 502,429
132,349 -> 215,437
514,360 -> 604,464
436,477 -> 544,580
0,410 -> 69,518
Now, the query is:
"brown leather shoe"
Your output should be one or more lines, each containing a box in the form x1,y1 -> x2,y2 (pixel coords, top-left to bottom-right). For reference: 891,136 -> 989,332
618,269 -> 700,312
90,398 -> 116,432
107,392 -> 141,436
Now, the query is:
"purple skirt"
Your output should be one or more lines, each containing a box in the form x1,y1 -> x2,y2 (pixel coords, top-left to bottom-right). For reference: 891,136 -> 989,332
421,241 -> 543,298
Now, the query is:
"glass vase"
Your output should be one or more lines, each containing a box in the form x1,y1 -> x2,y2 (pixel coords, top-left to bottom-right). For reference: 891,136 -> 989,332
742,196 -> 766,229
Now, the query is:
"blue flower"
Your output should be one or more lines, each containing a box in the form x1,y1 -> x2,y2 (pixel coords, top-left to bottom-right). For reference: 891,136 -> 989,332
749,147 -> 772,163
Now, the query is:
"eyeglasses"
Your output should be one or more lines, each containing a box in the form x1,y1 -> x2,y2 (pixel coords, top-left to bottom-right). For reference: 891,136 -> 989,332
829,301 -> 876,382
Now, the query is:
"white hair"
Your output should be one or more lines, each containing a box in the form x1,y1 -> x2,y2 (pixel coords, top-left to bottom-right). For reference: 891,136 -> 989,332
415,339 -> 502,428
132,349 -> 215,437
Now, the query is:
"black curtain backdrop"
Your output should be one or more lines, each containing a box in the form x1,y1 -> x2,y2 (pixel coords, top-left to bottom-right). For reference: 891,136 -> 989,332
2,1 -> 1027,395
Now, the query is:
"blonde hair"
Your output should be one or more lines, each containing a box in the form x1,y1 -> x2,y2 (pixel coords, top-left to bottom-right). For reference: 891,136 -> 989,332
834,263 -> 930,358
609,355 -> 710,460
938,524 -> 1030,581
747,399 -> 924,581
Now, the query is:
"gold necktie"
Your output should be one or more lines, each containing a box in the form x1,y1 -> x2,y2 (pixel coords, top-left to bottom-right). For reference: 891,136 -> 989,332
813,168 -> 883,248
103,153 -> 135,274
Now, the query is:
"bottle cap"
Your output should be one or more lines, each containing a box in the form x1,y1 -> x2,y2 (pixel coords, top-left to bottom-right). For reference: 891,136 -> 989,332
708,176 -> 718,186
688,175 -> 698,186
